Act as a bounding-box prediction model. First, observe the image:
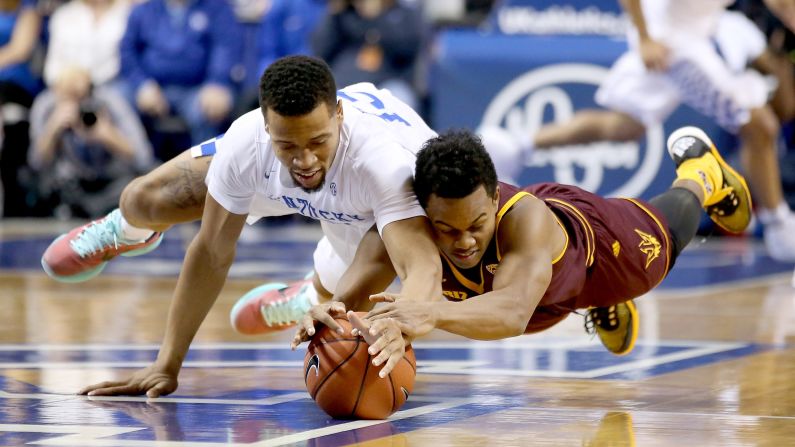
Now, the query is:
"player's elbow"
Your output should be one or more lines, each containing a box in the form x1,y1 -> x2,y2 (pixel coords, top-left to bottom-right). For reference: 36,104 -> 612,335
494,302 -> 531,338
505,313 -> 530,338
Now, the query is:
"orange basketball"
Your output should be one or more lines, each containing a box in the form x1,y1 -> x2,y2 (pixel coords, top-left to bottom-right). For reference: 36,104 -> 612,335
303,313 -> 416,419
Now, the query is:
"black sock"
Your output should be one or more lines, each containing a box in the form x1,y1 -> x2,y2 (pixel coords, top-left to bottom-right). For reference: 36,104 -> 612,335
649,187 -> 702,262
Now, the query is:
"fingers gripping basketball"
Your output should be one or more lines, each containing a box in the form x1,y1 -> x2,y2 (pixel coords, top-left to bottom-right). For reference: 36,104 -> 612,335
303,313 -> 416,419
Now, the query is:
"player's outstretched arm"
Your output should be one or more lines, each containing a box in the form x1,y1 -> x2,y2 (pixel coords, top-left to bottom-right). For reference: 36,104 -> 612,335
380,216 -> 443,302
363,197 -> 565,375
291,226 -> 397,349
78,194 -> 248,397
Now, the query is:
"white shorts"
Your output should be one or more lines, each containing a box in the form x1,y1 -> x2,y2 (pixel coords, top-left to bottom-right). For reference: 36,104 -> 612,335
312,236 -> 349,294
597,11 -> 769,132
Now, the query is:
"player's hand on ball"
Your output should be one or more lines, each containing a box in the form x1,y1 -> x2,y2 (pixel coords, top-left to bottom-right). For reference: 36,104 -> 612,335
349,311 -> 412,378
365,296 -> 437,340
290,301 -> 347,350
77,364 -> 178,398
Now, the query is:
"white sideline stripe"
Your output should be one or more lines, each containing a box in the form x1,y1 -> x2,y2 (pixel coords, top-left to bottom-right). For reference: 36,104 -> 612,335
0,424 -> 145,446
0,339 -> 747,351
0,389 -> 467,406
418,344 -> 748,379
0,389 -> 311,406
0,342 -> 746,377
0,360 -> 486,370
252,398 -> 477,447
1,399 -> 477,447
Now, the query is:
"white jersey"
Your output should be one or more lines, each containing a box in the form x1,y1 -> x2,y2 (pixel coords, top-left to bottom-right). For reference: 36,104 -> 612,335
635,0 -> 732,45
205,83 -> 437,264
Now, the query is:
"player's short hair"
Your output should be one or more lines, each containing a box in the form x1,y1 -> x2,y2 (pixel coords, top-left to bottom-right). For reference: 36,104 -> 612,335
414,130 -> 498,208
259,55 -> 337,118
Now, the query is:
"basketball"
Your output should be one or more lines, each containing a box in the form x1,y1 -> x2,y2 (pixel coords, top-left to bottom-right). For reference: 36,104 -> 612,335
303,313 -> 416,419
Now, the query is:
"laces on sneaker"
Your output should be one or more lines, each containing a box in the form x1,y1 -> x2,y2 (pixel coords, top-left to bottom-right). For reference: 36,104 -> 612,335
260,284 -> 312,326
584,306 -> 619,335
70,219 -> 121,258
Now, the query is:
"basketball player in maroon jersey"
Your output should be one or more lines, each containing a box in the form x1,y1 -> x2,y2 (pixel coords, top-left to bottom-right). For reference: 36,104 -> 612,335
311,126 -> 751,377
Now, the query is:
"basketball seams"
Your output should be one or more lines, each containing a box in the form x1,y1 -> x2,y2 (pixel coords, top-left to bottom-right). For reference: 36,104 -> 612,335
402,352 -> 416,373
388,369 -> 398,414
349,346 -> 372,418
308,336 -> 362,400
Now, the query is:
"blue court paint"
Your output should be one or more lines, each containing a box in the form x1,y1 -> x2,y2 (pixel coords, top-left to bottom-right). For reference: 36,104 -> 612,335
4,226 -> 791,288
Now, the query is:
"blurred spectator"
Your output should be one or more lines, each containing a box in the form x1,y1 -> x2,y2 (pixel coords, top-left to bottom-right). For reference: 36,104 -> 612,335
0,0 -> 40,217
43,0 -> 130,89
119,0 -> 244,149
28,66 -> 152,218
257,0 -> 325,74
312,0 -> 425,110
233,0 -> 325,117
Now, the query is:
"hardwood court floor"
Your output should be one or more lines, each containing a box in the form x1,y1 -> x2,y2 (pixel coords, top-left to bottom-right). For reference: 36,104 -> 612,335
0,220 -> 794,446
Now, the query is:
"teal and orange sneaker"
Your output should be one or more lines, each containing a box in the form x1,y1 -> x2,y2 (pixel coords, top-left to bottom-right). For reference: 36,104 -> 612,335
585,300 -> 638,356
230,279 -> 315,335
41,209 -> 163,282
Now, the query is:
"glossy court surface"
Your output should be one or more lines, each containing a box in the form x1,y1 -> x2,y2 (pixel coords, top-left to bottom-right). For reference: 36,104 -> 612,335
1,219 -> 794,446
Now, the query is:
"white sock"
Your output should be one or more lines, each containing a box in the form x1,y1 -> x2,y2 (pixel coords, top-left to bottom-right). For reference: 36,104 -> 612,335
305,285 -> 319,305
757,202 -> 791,226
119,214 -> 155,241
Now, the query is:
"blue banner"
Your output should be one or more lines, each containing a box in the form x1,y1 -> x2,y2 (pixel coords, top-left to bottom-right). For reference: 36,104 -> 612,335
429,30 -> 732,200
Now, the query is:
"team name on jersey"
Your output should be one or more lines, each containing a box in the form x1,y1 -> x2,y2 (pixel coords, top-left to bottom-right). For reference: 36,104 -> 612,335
280,196 -> 365,224
443,290 -> 468,300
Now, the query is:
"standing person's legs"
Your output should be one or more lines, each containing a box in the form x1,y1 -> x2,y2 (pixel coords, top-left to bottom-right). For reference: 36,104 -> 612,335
666,43 -> 795,260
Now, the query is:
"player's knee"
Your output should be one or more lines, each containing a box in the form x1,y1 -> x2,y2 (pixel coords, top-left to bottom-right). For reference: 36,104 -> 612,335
604,113 -> 644,141
119,175 -> 159,226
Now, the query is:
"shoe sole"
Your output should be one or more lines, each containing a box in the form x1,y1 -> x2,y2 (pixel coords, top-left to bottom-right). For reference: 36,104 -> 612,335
613,300 -> 638,357
667,126 -> 752,233
230,282 -> 289,332
120,233 -> 164,257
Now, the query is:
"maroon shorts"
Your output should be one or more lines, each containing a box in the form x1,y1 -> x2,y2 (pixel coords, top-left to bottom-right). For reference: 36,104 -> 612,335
522,183 -> 673,333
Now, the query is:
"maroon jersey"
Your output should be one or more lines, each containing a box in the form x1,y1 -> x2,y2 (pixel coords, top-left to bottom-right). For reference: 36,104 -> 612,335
440,182 -> 673,333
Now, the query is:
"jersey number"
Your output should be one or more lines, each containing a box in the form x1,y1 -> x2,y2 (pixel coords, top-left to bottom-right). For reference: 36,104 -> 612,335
338,90 -> 410,126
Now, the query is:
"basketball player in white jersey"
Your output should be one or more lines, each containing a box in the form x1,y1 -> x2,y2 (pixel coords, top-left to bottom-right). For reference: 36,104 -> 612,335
484,0 -> 795,262
47,56 -> 442,397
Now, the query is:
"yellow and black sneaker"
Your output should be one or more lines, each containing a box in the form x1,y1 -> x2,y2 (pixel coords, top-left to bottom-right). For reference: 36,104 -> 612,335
666,126 -> 752,233
585,300 -> 638,356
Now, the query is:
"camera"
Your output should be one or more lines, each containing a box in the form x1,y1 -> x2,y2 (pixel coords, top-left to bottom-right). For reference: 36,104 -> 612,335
78,99 -> 99,127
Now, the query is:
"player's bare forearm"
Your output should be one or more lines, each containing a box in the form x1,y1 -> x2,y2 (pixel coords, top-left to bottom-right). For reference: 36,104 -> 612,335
382,216 -> 443,302
433,294 -> 534,340
155,195 -> 247,374
155,238 -> 235,374
331,226 -> 397,311
619,0 -> 650,39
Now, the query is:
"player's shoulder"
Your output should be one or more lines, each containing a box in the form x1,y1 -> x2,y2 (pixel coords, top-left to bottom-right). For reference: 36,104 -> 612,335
223,109 -> 267,142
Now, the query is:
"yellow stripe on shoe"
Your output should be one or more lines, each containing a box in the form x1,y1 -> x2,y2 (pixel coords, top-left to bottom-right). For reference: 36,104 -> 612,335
585,300 -> 639,356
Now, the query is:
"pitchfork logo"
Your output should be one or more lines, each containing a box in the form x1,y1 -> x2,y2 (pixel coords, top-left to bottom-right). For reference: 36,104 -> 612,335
480,63 -> 664,197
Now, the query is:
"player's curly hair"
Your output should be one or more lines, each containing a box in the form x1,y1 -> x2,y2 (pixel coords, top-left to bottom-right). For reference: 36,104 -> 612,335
414,130 -> 498,208
259,55 -> 337,118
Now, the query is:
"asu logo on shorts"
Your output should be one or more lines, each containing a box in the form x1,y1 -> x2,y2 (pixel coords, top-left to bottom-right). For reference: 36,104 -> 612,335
634,229 -> 661,269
